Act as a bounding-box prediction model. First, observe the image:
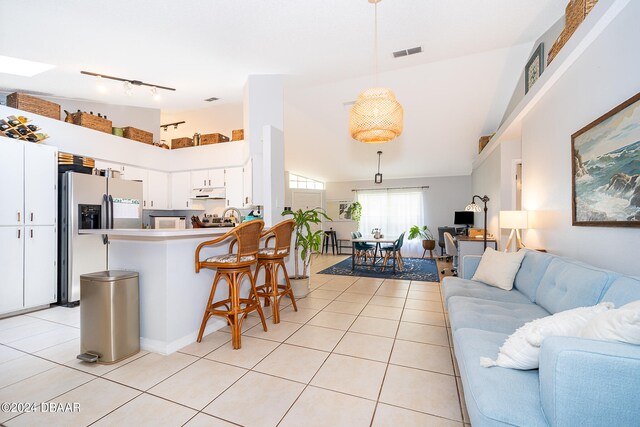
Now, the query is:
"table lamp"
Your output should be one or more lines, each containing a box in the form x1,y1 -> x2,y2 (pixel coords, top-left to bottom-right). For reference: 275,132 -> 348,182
499,210 -> 528,252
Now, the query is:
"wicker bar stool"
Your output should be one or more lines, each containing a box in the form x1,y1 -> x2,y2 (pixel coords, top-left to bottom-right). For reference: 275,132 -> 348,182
195,220 -> 267,349
255,219 -> 297,324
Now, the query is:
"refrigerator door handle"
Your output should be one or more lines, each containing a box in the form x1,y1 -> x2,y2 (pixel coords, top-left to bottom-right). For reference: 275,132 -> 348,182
102,194 -> 109,245
108,195 -> 114,229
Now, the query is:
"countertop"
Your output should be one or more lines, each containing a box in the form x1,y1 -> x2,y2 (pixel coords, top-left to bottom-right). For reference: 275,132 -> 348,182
79,228 -> 234,239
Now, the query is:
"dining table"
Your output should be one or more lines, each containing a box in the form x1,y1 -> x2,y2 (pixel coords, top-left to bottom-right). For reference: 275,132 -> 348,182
351,235 -> 400,274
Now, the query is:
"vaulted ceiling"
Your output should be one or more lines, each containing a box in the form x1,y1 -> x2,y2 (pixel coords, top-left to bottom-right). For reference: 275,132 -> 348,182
1,0 -> 565,180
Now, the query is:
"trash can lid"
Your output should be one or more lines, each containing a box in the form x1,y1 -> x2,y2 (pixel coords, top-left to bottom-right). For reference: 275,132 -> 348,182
80,270 -> 139,282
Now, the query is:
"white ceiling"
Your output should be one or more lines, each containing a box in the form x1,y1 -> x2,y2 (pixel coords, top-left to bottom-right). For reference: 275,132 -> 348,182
0,0 -> 564,181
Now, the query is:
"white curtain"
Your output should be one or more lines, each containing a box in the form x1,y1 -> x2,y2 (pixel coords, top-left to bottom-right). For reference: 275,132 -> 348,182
357,189 -> 424,257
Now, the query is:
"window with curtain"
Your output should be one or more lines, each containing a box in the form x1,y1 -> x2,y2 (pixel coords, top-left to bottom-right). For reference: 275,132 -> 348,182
357,189 -> 423,236
357,189 -> 425,257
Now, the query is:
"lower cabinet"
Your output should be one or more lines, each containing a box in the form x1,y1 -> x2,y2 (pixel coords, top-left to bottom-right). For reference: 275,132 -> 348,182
24,226 -> 57,307
0,225 -> 56,315
0,227 -> 24,314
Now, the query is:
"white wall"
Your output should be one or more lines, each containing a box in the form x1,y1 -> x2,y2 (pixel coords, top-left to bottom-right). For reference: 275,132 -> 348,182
325,175 -> 472,256
521,0 -> 640,275
471,147 -> 501,244
160,103 -> 243,145
0,92 -> 162,142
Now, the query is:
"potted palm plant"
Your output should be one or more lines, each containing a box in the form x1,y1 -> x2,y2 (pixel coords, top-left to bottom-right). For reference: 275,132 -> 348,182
408,225 -> 436,258
282,207 -> 331,297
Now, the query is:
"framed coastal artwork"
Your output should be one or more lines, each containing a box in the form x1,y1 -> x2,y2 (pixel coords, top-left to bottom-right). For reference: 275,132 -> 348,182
572,92 -> 640,227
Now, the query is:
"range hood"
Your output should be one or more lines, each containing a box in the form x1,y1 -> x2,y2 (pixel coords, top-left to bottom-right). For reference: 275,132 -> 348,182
191,187 -> 226,199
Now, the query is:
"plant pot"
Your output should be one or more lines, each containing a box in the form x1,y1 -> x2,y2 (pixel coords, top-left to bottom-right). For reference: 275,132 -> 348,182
422,239 -> 436,258
289,276 -> 311,299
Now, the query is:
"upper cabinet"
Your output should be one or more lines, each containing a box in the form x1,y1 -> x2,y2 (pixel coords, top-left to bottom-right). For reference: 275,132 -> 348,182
0,140 -> 25,225
190,168 -> 225,189
24,142 -> 57,226
224,167 -> 244,208
243,159 -> 253,208
170,171 -> 191,210
0,140 -> 56,226
147,170 -> 169,209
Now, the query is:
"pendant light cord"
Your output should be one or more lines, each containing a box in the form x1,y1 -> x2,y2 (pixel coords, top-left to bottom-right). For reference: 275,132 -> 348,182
377,151 -> 382,173
374,1 -> 379,87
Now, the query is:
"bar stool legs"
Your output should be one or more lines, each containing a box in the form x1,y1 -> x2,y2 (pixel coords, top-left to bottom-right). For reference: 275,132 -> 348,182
256,258 -> 297,324
197,267 -> 267,349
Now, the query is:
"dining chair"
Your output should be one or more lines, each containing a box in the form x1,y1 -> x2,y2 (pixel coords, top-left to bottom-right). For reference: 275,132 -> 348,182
351,231 -> 374,264
195,220 -> 267,349
381,232 -> 405,272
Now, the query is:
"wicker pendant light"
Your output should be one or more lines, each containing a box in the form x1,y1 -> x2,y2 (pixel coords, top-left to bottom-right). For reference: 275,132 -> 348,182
349,0 -> 403,144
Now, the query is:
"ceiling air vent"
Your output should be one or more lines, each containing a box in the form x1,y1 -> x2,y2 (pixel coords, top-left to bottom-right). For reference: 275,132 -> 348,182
204,97 -> 219,102
392,46 -> 422,58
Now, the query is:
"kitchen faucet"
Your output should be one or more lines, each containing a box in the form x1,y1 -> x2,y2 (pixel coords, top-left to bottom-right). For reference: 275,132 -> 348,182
222,207 -> 242,224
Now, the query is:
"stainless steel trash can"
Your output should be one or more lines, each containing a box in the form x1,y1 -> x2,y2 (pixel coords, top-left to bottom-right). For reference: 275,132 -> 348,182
78,270 -> 140,364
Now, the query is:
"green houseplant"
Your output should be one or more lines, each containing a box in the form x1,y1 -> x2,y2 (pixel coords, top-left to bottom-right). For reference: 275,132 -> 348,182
282,207 -> 331,297
408,225 -> 436,258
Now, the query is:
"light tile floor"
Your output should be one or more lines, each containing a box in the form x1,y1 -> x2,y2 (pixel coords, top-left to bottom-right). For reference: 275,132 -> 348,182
0,254 -> 468,427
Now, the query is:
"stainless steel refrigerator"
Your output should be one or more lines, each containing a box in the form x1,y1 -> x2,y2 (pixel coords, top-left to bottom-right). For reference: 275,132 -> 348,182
58,172 -> 143,305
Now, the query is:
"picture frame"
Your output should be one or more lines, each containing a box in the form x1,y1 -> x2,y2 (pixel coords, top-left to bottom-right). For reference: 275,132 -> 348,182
525,43 -> 544,94
571,91 -> 640,227
326,200 -> 354,222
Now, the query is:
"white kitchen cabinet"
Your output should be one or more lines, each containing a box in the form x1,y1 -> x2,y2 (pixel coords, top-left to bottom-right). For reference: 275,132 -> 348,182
24,226 -> 57,307
191,170 -> 209,188
243,159 -> 253,208
0,139 -> 24,226
0,226 -> 25,315
122,165 -> 147,182
24,142 -> 57,226
190,169 -> 225,189
147,170 -> 169,209
170,172 -> 192,210
209,169 -> 225,187
94,160 -> 124,174
225,167 -> 244,208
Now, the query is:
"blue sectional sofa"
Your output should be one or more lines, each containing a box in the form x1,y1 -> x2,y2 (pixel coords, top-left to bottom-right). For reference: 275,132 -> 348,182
442,249 -> 640,427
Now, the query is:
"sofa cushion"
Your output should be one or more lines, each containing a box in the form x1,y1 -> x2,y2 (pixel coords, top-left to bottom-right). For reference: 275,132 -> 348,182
448,296 -> 549,334
514,249 -> 554,302
442,276 -> 531,308
534,258 -> 614,314
453,328 -> 549,427
600,276 -> 640,307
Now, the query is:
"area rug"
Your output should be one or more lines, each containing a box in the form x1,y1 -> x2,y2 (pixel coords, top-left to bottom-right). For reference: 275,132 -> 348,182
318,257 -> 440,282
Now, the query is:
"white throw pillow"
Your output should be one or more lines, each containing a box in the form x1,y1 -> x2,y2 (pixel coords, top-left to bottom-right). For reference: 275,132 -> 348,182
580,300 -> 640,344
480,302 -> 613,370
472,247 -> 526,291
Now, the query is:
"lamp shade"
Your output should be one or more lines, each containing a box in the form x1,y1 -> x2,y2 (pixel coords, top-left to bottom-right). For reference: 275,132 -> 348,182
349,87 -> 403,143
465,203 -> 481,212
500,210 -> 528,229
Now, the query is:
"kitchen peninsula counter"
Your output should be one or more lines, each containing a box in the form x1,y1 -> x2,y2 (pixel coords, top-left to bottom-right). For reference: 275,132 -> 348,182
79,227 -> 256,355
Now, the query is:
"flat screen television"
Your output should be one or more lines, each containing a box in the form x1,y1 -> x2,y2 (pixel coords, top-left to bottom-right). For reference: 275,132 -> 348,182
454,211 -> 474,226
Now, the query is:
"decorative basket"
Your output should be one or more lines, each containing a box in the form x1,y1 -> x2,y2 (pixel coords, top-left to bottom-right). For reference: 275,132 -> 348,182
200,133 -> 230,145
548,0 -> 598,64
6,93 -> 61,120
71,112 -> 112,133
171,137 -> 193,149
478,134 -> 494,153
123,126 -> 153,144
232,129 -> 244,141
